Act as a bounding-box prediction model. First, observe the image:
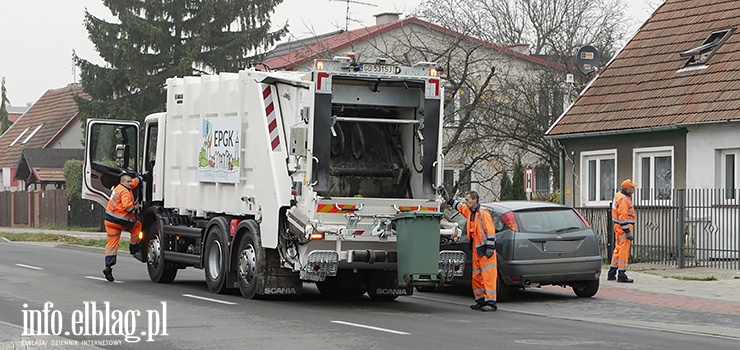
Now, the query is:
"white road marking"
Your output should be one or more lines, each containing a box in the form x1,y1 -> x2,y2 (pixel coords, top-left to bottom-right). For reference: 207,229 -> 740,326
85,275 -> 124,284
182,293 -> 237,305
15,263 -> 43,270
331,320 -> 410,335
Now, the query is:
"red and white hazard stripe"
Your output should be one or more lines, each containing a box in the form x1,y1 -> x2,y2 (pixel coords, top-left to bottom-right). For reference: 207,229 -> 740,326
262,85 -> 281,151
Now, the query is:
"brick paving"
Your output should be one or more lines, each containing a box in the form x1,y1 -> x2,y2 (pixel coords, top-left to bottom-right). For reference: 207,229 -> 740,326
541,284 -> 740,315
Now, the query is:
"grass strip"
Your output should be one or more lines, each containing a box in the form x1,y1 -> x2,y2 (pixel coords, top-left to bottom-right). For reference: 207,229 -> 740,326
0,233 -> 127,250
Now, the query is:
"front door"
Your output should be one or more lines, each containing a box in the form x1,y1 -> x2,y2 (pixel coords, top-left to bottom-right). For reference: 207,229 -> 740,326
82,119 -> 140,207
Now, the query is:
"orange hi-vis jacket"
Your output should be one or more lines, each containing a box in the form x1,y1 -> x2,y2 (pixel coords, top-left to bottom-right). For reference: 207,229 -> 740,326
455,203 -> 497,257
611,191 -> 635,235
105,178 -> 140,231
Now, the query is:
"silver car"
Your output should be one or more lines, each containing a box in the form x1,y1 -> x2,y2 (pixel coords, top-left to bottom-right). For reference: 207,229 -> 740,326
437,201 -> 602,301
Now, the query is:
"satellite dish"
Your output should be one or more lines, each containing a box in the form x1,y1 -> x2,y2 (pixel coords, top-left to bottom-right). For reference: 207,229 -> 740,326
575,45 -> 600,75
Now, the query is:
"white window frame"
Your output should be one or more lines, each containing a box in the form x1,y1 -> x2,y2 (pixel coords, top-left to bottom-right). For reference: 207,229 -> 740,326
633,146 -> 674,204
580,149 -> 617,207
720,149 -> 740,202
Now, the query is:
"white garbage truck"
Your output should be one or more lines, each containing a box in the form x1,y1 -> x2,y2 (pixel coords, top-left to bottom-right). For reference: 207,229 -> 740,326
82,55 -> 465,300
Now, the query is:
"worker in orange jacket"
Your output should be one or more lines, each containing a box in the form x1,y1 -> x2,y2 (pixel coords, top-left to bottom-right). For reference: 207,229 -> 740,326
103,174 -> 143,282
445,190 -> 498,312
609,179 -> 637,283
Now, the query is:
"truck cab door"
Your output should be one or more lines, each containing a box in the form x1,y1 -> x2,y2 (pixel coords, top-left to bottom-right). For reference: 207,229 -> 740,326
82,119 -> 140,207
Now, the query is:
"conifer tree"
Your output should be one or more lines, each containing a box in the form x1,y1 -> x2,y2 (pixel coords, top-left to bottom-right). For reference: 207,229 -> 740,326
0,77 -> 9,136
74,0 -> 287,123
512,155 -> 527,200
499,170 -> 512,201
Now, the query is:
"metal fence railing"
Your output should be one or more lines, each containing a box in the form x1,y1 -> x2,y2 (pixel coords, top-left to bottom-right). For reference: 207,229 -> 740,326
576,189 -> 740,270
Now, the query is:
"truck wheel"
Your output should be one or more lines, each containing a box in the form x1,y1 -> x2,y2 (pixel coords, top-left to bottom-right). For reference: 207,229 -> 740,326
204,223 -> 230,294
236,229 -> 264,299
415,285 -> 436,293
147,221 -> 177,283
572,280 -> 599,298
316,270 -> 365,297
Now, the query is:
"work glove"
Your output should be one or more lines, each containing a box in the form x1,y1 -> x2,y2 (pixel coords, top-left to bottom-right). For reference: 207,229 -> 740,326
626,232 -> 634,241
439,187 -> 450,202
485,248 -> 494,258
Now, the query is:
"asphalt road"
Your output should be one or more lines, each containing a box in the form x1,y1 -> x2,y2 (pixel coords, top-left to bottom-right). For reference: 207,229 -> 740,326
0,240 -> 738,350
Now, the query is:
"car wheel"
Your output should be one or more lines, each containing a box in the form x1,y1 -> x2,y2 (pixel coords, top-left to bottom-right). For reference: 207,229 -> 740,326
572,280 -> 599,297
496,273 -> 513,302
415,285 -> 436,293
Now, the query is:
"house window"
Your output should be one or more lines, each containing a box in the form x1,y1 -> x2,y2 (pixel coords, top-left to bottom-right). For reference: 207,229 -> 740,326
443,168 -> 471,195
444,87 -> 469,127
534,165 -> 550,193
721,149 -> 740,200
21,124 -> 43,144
580,150 -> 616,206
634,147 -> 673,201
9,127 -> 30,147
680,28 -> 733,67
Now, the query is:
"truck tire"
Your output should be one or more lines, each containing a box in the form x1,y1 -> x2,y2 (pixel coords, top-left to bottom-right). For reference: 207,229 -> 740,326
204,222 -> 230,294
147,221 -> 177,283
236,228 -> 264,299
316,270 -> 366,297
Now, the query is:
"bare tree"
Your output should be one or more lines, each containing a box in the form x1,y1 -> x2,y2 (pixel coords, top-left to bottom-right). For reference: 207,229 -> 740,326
415,0 -> 631,65
399,0 -> 631,197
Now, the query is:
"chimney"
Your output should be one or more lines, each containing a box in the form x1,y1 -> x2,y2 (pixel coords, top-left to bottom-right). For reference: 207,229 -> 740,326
374,12 -> 400,25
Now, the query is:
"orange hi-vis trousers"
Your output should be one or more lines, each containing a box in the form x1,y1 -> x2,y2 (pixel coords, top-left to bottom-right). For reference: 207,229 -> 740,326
472,249 -> 498,304
104,220 -> 142,267
611,224 -> 631,270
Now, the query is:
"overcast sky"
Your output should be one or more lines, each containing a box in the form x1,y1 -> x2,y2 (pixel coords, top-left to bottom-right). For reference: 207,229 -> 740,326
0,0 -> 655,107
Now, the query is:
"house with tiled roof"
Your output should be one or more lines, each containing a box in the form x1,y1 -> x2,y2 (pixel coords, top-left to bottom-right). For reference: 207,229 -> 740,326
263,13 -> 562,72
546,0 -> 740,208
6,105 -> 29,125
264,13 -> 566,200
0,84 -> 88,190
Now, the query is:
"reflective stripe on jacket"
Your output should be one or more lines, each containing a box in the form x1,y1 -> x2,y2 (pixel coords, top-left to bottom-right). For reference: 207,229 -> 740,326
611,191 -> 635,232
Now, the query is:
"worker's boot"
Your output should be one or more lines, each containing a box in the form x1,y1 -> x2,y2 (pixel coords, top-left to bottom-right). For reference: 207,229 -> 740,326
617,270 -> 633,283
607,266 -> 618,281
480,302 -> 498,312
103,266 -> 115,282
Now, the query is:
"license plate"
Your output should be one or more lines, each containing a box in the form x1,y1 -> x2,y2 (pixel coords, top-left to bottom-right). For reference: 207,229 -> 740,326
543,240 -> 578,252
359,63 -> 397,74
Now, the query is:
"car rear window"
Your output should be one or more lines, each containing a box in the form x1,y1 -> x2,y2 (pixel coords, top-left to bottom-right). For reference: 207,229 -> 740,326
513,208 -> 586,233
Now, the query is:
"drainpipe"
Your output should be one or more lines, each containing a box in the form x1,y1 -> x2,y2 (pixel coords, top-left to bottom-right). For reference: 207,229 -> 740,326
559,148 -> 565,205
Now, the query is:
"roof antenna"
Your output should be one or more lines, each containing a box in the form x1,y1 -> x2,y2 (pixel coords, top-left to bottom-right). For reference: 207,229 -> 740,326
331,0 -> 378,31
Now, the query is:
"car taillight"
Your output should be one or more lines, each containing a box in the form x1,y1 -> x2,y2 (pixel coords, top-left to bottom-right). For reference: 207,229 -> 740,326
501,212 -> 519,232
573,209 -> 591,228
